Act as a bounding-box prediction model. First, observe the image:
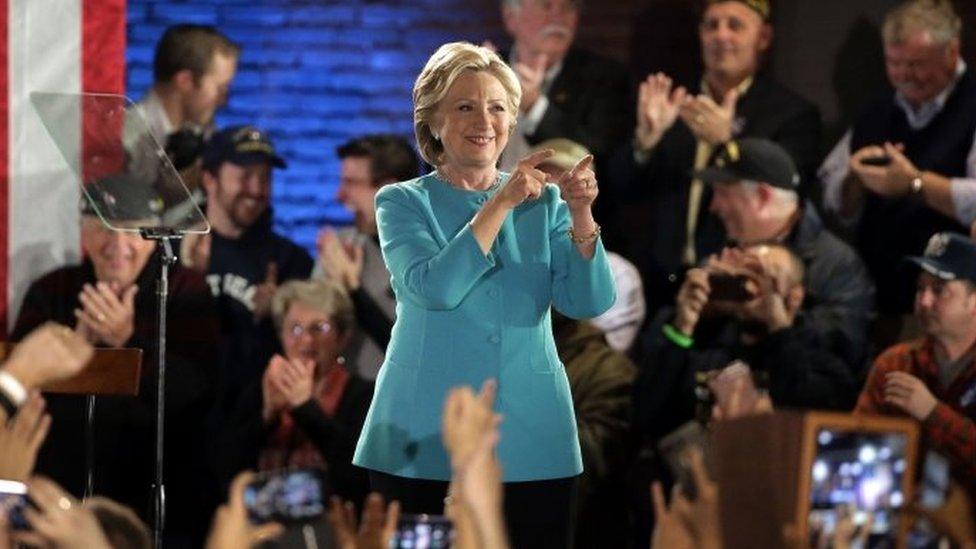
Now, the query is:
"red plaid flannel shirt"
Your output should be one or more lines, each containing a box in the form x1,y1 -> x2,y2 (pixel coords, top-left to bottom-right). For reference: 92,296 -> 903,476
855,337 -> 976,492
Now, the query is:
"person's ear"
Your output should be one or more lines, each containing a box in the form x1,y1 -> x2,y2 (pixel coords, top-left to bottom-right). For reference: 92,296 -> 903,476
757,23 -> 773,53
201,168 -> 218,196
172,69 -> 196,93
787,285 -> 805,314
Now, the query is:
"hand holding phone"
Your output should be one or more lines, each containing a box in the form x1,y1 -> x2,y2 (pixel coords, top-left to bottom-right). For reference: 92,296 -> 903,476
243,469 -> 327,524
860,155 -> 892,167
707,273 -> 755,302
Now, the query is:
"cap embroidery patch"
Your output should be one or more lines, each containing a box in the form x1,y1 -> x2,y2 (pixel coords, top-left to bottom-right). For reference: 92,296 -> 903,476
925,233 -> 949,257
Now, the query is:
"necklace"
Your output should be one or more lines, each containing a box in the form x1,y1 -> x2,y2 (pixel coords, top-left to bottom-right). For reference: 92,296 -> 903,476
435,168 -> 502,192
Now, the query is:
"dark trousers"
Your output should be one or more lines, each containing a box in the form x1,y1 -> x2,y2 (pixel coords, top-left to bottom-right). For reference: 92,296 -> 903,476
369,470 -> 578,549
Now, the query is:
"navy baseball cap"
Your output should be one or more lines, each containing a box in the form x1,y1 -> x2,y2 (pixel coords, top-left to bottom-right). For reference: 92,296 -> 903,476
906,232 -> 976,283
694,138 -> 801,190
202,125 -> 287,172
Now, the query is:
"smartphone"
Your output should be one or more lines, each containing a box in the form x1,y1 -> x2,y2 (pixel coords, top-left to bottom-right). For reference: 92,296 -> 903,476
808,429 -> 910,539
243,468 -> 327,524
0,479 -> 30,531
658,421 -> 706,501
393,514 -> 454,549
707,273 -> 754,302
861,155 -> 892,167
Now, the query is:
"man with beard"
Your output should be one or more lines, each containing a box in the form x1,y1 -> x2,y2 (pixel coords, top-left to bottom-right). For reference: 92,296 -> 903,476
855,232 -> 976,495
314,134 -> 419,379
821,0 -> 976,323
193,126 -> 313,419
608,0 -> 821,314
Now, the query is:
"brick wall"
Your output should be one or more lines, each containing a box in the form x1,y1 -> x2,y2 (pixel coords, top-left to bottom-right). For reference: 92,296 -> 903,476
127,0 -> 515,251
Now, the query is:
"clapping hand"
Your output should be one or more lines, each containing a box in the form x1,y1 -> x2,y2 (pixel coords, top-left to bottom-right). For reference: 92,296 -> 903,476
74,282 -> 137,347
317,228 -> 365,291
679,88 -> 737,146
636,72 -> 687,151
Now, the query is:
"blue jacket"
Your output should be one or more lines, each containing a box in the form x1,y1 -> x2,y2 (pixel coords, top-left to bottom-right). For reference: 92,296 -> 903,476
353,173 -> 616,481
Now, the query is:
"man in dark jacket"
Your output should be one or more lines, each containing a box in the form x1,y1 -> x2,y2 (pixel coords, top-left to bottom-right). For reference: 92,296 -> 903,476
188,126 -> 314,418
634,243 -> 860,443
11,179 -> 219,546
609,0 -> 822,313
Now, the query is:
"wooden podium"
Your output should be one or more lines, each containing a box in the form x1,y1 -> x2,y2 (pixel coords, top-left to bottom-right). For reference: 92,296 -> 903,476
709,411 -> 920,549
0,343 -> 142,396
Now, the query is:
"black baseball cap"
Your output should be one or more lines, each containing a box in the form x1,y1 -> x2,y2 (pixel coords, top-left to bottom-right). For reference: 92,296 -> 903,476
80,173 -> 165,221
202,125 -> 287,172
694,138 -> 801,190
906,232 -> 976,283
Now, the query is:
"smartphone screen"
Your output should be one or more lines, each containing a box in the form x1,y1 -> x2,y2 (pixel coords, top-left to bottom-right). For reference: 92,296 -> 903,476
808,429 -> 909,542
393,514 -> 454,549
243,469 -> 326,524
0,479 -> 30,531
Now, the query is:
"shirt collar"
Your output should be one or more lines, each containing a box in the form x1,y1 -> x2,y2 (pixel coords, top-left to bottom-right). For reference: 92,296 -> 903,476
894,59 -> 967,130
701,76 -> 754,102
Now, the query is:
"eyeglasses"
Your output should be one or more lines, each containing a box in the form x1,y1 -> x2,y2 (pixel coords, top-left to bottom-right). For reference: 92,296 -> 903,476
285,321 -> 333,339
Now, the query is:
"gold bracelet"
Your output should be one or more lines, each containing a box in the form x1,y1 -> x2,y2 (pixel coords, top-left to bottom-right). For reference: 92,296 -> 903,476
567,224 -> 601,243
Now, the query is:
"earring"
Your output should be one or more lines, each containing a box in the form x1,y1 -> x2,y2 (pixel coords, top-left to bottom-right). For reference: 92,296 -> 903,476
432,132 -> 440,141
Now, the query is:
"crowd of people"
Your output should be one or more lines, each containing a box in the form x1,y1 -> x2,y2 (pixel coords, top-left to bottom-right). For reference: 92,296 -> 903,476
0,0 -> 975,547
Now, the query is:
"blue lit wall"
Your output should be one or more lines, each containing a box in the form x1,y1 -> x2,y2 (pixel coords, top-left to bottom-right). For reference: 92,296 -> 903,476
126,0 -> 508,252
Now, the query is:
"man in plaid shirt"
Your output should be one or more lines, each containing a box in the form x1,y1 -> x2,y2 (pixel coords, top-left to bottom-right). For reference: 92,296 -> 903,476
855,232 -> 976,493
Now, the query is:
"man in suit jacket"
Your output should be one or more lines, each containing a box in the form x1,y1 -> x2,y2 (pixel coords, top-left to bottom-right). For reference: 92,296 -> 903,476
315,134 -> 420,379
608,0 -> 822,314
497,0 -> 632,234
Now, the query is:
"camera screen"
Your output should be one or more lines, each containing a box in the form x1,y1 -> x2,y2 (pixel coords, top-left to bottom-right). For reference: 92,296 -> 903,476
393,514 -> 454,549
0,479 -> 29,530
243,469 -> 325,524
808,429 -> 909,541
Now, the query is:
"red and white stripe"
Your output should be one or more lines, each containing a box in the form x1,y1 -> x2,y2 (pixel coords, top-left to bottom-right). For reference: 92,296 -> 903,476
3,0 -> 125,334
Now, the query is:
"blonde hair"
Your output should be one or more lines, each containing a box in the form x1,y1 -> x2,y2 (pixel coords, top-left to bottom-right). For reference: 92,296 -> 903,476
413,42 -> 521,166
271,279 -> 355,335
882,0 -> 961,46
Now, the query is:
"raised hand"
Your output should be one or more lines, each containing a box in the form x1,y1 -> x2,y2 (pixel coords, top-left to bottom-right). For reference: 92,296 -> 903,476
74,282 -> 137,347
636,72 -> 687,151
251,262 -> 278,320
205,472 -> 284,549
679,87 -> 737,146
318,228 -> 365,291
557,155 -> 598,215
674,268 -> 711,336
494,149 -> 553,209
4,322 -> 94,390
0,393 -> 50,480
514,53 -> 548,113
15,477 -> 111,549
328,493 -> 400,549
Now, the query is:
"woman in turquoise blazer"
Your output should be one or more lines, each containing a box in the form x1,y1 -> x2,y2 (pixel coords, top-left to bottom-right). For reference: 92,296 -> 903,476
352,42 -> 614,547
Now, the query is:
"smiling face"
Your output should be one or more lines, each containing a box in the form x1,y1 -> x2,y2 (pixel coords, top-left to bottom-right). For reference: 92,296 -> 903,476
81,217 -> 157,289
884,29 -> 959,108
204,161 -> 272,235
434,70 -> 513,170
699,1 -> 770,84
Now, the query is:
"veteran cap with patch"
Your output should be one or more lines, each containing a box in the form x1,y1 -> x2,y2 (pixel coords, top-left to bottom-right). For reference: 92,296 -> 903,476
693,138 -> 801,190
202,125 -> 287,172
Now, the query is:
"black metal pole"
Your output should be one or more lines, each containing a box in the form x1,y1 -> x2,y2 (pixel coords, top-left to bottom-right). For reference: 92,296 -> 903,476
142,230 -> 178,549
